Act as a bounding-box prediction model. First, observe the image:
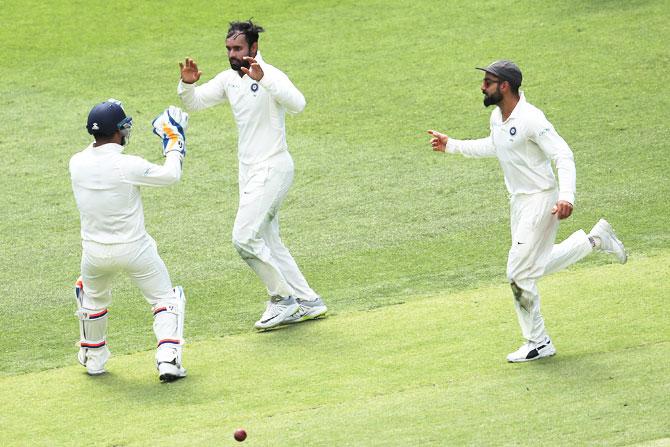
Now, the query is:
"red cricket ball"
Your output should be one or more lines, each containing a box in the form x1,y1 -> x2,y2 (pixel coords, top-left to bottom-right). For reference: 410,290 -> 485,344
234,428 -> 247,442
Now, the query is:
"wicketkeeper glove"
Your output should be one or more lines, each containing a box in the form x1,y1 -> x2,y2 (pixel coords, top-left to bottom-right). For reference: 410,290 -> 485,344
152,106 -> 189,157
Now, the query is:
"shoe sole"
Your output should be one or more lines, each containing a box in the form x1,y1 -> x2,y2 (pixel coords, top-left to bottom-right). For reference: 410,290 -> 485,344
254,303 -> 300,330
609,234 -> 627,264
159,372 -> 187,382
285,309 -> 328,324
596,220 -> 627,264
507,349 -> 557,363
158,364 -> 187,382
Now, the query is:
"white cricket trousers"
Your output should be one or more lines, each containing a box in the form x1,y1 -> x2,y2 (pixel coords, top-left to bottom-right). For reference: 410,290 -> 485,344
232,150 -> 319,300
507,189 -> 594,343
80,235 -> 182,359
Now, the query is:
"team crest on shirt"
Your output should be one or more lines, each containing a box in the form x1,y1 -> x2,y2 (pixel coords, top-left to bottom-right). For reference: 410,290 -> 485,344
250,83 -> 259,92
510,127 -> 517,136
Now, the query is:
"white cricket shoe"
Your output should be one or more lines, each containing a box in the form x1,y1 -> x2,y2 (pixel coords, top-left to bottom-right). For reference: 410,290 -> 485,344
254,296 -> 299,330
158,361 -> 187,382
77,346 -> 110,376
283,297 -> 328,324
589,219 -> 627,264
507,337 -> 556,363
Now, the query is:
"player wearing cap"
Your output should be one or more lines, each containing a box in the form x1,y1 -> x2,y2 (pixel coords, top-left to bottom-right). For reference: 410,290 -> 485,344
427,60 -> 627,362
177,20 -> 327,330
70,100 -> 190,381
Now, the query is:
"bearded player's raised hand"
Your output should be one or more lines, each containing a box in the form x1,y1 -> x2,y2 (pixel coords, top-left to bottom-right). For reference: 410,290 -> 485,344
241,56 -> 264,81
179,58 -> 202,84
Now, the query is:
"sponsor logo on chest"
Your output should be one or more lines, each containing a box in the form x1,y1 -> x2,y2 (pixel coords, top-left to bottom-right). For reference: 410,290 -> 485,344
500,124 -> 518,143
229,81 -> 261,99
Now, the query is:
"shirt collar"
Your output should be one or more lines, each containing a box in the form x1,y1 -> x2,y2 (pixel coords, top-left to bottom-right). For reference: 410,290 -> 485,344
503,91 -> 526,122
89,142 -> 124,153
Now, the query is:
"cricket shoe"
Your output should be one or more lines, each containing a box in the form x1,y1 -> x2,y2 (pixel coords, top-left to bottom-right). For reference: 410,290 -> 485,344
77,346 -> 110,376
283,297 -> 328,324
158,360 -> 187,382
589,219 -> 627,264
506,337 -> 556,363
254,295 -> 299,330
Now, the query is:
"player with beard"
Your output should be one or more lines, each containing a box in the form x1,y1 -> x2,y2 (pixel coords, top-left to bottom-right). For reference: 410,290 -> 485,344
177,20 -> 327,329
427,60 -> 627,362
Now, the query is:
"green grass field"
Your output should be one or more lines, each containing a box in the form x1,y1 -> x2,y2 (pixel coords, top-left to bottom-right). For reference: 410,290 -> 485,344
1,0 -> 669,445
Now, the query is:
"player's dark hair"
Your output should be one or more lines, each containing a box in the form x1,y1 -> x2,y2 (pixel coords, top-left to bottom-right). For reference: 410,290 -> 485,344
227,20 -> 265,47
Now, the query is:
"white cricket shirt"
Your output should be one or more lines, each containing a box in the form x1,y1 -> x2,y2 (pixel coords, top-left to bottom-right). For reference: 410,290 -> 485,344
446,92 -> 576,205
70,143 -> 182,244
177,52 -> 305,165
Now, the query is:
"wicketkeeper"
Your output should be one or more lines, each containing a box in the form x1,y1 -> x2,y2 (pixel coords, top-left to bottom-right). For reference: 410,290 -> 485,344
70,99 -> 189,381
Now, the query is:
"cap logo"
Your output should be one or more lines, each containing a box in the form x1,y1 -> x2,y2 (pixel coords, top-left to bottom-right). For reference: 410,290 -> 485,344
510,127 -> 517,136
250,83 -> 259,92
92,123 -> 99,131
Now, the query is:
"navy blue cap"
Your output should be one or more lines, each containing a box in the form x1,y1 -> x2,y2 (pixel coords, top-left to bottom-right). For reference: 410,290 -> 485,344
476,60 -> 522,88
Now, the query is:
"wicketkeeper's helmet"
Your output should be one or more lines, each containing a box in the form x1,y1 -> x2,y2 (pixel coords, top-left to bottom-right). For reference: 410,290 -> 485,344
86,100 -> 133,137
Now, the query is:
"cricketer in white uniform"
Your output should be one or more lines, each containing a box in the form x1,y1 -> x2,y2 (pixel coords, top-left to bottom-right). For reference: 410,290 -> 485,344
70,100 -> 190,381
177,20 -> 327,329
428,60 -> 627,362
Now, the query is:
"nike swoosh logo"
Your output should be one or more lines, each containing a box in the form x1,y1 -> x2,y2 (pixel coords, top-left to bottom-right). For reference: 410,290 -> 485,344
517,242 -> 525,245
261,314 -> 280,324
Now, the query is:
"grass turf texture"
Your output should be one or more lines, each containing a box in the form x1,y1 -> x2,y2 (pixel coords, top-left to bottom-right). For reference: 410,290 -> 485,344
1,0 -> 669,444
1,255 -> 668,446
